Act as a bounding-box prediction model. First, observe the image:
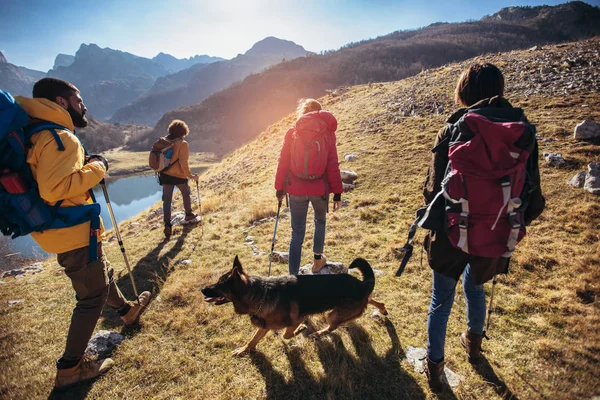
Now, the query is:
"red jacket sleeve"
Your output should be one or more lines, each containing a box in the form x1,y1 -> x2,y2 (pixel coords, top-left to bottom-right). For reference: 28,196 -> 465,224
325,133 -> 343,195
274,128 -> 294,191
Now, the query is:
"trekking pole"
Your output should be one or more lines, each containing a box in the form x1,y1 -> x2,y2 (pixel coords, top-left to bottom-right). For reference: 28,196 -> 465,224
268,199 -> 283,277
196,180 -> 202,235
484,276 -> 498,339
100,180 -> 140,303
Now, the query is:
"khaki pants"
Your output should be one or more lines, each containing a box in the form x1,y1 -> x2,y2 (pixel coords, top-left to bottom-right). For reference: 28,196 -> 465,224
57,243 -> 129,364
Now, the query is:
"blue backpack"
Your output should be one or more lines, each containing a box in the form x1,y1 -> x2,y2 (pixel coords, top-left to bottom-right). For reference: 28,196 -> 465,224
0,90 -> 102,260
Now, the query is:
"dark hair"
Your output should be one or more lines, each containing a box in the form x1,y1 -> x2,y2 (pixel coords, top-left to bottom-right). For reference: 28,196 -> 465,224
454,63 -> 505,107
32,77 -> 79,102
168,119 -> 189,138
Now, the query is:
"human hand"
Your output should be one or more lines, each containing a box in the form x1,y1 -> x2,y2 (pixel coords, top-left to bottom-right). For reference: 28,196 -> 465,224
333,201 -> 341,212
191,174 -> 199,182
88,154 -> 108,171
276,190 -> 285,202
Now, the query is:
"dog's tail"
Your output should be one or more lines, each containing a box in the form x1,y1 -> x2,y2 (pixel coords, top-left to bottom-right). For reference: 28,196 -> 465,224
349,258 -> 375,293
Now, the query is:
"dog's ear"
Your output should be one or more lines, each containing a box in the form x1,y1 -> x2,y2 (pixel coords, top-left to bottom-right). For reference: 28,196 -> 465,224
232,255 -> 247,275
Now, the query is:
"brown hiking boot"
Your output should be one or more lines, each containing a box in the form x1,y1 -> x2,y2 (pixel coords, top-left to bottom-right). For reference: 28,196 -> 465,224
54,358 -> 114,389
311,255 -> 327,273
460,331 -> 484,363
164,224 -> 172,240
425,357 -> 445,392
121,291 -> 152,325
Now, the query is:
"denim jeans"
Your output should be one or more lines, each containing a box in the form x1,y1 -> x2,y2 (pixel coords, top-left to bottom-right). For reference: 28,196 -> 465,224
427,264 -> 486,363
288,195 -> 328,274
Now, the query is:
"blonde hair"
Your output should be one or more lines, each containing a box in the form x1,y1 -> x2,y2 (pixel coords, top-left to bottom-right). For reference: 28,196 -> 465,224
167,119 -> 189,138
296,98 -> 322,118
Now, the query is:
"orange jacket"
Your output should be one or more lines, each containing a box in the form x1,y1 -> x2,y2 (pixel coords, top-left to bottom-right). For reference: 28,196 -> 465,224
15,96 -> 106,254
162,138 -> 193,179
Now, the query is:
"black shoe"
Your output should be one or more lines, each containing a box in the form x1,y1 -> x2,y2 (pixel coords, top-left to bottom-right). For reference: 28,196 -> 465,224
164,224 -> 172,240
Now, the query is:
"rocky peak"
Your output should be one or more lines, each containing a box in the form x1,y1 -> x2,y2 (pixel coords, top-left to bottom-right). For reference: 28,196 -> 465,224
244,37 -> 307,58
53,54 -> 75,69
0,51 -> 7,64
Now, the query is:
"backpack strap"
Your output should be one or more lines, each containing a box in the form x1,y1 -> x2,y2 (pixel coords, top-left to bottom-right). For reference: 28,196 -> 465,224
25,122 -> 102,261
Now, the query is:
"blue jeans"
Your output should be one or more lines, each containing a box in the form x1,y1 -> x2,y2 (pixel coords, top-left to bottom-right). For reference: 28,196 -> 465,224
427,264 -> 486,363
288,195 -> 327,274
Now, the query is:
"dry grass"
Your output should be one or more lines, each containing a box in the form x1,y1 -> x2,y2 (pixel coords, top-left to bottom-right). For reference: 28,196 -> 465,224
1,41 -> 599,399
103,149 -> 218,180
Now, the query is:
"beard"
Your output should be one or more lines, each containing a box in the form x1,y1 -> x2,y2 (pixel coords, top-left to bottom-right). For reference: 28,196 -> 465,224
67,104 -> 88,128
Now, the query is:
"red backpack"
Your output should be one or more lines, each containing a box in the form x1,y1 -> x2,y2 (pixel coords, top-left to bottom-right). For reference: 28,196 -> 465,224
442,111 -> 534,257
396,107 -> 536,275
290,112 -> 331,180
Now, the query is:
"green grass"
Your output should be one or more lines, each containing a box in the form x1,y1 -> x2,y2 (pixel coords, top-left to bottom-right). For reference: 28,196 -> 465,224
1,39 -> 599,399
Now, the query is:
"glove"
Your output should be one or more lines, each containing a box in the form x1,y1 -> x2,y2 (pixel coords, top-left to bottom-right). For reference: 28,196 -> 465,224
276,190 -> 285,201
88,154 -> 109,171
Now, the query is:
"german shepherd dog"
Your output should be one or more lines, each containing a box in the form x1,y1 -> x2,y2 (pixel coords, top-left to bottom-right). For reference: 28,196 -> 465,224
201,256 -> 388,356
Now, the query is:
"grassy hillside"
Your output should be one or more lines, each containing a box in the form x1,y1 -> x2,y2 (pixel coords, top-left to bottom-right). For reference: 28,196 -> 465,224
1,39 -> 599,400
131,2 -> 600,156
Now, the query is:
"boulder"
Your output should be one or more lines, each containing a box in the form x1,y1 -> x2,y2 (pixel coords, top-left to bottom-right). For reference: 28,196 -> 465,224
340,170 -> 358,183
344,154 -> 359,162
568,171 -> 586,188
298,261 -> 347,275
343,183 -> 356,191
543,152 -> 566,166
271,251 -> 289,263
7,299 -> 24,307
584,162 -> 600,195
574,120 -> 600,140
85,330 -> 125,358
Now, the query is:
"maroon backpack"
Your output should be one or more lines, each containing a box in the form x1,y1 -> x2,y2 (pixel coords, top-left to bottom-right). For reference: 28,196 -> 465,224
396,107 -> 536,275
290,112 -> 331,180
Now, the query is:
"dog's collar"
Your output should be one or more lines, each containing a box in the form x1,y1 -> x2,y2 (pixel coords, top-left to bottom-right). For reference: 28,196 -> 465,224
251,283 -> 268,317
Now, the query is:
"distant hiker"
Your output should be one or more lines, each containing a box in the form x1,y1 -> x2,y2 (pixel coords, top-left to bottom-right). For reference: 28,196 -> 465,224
152,119 -> 199,240
13,78 -> 152,389
275,99 -> 344,274
419,64 -> 545,391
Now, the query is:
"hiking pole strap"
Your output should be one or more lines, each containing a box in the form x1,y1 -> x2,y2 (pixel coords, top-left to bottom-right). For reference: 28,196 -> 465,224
100,181 -> 140,301
395,210 -> 423,276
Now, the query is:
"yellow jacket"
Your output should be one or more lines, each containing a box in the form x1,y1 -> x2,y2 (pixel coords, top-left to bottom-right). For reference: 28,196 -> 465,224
162,138 -> 193,179
15,96 -> 106,254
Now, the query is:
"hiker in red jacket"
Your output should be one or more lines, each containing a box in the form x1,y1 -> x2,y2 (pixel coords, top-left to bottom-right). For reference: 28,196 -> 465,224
422,63 -> 545,392
275,99 -> 344,274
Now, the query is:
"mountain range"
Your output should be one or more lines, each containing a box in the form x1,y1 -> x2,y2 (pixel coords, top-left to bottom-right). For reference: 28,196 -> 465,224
129,1 -> 600,155
110,37 -> 309,125
0,46 -> 225,119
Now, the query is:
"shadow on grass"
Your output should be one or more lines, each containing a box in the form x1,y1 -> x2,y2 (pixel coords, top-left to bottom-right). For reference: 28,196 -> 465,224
47,379 -> 94,400
474,356 -> 520,400
250,318 -> 455,399
100,224 -> 193,330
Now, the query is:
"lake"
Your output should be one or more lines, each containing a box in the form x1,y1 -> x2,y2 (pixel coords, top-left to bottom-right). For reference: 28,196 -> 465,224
1,174 -> 165,270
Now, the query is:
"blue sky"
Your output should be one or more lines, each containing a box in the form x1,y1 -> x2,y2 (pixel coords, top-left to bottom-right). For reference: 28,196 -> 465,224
1,0 -> 599,72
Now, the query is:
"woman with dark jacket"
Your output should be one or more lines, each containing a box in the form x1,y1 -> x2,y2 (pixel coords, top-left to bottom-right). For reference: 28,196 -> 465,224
422,63 -> 545,392
275,99 -> 344,274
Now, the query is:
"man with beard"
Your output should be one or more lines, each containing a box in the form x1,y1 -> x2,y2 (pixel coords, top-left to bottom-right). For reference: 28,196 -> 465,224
15,78 -> 152,389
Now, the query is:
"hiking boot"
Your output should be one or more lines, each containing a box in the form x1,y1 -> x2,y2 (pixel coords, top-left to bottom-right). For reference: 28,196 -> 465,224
425,357 -> 445,392
184,213 -> 198,222
460,330 -> 484,363
164,224 -> 172,240
54,358 -> 114,389
311,255 -> 327,273
121,291 -> 152,325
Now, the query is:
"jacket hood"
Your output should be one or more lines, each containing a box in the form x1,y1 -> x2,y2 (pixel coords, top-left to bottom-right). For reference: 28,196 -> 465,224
14,96 -> 75,131
301,110 -> 338,132
447,96 -> 515,124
